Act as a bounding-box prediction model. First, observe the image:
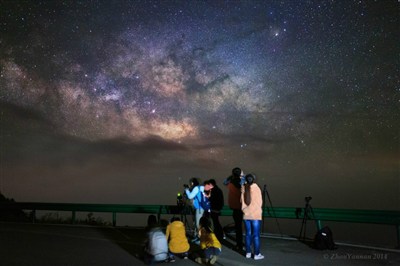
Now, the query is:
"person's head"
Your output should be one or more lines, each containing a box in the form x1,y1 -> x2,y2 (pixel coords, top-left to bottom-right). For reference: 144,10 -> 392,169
232,167 -> 242,178
199,216 -> 212,233
189,177 -> 199,187
208,179 -> 217,187
245,174 -> 256,185
147,214 -> 158,227
204,180 -> 214,191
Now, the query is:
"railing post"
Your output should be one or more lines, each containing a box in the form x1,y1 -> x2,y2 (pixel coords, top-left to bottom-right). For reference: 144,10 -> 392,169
315,219 -> 322,231
112,212 -> 116,227
72,211 -> 76,224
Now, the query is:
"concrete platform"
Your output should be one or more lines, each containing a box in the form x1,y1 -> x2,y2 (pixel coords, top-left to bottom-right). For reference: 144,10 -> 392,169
1,223 -> 399,265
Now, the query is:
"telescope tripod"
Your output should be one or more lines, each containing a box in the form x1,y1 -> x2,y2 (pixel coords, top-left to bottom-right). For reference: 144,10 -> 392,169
262,184 -> 282,236
299,197 -> 315,240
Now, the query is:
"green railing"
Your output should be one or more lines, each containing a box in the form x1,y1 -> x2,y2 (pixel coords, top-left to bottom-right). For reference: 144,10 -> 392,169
1,202 -> 399,248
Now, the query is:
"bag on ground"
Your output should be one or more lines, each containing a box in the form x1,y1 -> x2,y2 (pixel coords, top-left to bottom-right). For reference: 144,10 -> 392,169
314,226 -> 336,250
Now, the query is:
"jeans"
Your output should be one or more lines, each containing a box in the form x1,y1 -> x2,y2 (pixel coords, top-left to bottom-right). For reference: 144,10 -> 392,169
204,247 -> 221,259
195,208 -> 205,235
244,219 -> 261,255
169,251 -> 188,258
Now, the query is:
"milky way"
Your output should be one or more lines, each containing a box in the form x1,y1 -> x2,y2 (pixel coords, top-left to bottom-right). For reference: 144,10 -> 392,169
0,1 -> 399,209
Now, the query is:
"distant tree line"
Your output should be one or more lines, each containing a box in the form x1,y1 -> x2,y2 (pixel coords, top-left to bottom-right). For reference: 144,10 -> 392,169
0,193 -> 30,222
0,193 -> 110,226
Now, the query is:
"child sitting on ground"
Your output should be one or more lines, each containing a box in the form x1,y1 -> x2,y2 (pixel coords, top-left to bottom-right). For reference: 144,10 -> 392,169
195,216 -> 221,265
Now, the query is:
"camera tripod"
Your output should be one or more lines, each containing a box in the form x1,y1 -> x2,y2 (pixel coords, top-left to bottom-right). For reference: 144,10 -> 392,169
299,196 -> 315,240
262,184 -> 282,236
175,192 -> 195,237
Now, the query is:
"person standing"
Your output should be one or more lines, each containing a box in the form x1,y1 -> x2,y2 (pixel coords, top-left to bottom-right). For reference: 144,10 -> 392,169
204,179 -> 224,242
184,177 -> 207,241
223,167 -> 244,251
241,173 -> 264,260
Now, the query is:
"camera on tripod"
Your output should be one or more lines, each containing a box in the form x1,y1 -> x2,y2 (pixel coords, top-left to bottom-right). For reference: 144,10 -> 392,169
177,192 -> 184,207
299,196 -> 315,240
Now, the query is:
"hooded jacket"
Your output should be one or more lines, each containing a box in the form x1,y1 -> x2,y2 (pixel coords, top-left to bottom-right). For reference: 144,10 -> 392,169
146,227 -> 168,261
166,221 -> 190,254
241,183 -> 263,220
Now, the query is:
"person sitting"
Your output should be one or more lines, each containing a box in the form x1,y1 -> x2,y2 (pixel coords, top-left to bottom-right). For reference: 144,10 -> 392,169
166,217 -> 190,261
195,216 -> 221,265
143,216 -> 169,264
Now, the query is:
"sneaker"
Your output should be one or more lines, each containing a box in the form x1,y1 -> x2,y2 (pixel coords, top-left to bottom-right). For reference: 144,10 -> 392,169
254,253 -> 264,260
195,257 -> 208,264
209,255 -> 218,265
183,255 -> 188,259
166,256 -> 175,262
246,253 -> 252,259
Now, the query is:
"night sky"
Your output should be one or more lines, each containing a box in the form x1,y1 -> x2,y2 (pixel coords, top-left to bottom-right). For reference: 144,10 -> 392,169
1,1 -> 399,210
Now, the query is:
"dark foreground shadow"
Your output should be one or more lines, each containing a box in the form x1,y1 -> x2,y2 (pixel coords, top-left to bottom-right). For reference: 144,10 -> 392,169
96,226 -> 147,263
223,223 -> 245,256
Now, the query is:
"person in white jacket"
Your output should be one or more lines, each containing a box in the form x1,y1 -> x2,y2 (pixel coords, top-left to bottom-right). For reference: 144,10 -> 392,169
144,226 -> 169,264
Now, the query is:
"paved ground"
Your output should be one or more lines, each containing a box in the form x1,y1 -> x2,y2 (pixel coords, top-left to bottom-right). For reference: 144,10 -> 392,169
1,222 -> 399,266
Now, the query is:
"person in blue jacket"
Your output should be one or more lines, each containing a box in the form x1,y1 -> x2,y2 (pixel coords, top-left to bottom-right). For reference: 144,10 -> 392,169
184,177 -> 209,242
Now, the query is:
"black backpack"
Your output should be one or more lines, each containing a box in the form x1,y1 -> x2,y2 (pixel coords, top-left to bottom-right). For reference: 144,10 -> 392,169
314,226 -> 337,250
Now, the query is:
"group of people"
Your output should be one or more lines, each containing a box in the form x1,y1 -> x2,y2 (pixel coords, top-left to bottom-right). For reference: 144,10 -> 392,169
143,215 -> 221,265
143,167 -> 264,264
224,167 -> 265,260
143,215 -> 190,264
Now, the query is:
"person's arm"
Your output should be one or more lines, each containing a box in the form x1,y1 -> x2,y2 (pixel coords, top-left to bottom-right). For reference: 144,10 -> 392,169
185,186 -> 199,199
223,175 -> 232,185
240,185 -> 245,209
254,184 -> 263,208
244,184 -> 251,205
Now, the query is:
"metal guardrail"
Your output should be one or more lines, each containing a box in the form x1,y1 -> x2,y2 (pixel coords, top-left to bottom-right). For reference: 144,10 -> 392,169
1,202 -> 399,248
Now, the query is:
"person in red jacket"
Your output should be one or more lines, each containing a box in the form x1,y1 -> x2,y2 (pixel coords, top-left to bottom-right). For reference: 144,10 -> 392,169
223,167 -> 244,251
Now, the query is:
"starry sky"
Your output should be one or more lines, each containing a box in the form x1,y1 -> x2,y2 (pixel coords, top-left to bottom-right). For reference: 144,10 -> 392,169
1,1 -> 399,209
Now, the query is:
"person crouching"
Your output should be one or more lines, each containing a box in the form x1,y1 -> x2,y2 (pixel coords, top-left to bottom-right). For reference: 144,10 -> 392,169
195,216 -> 221,265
